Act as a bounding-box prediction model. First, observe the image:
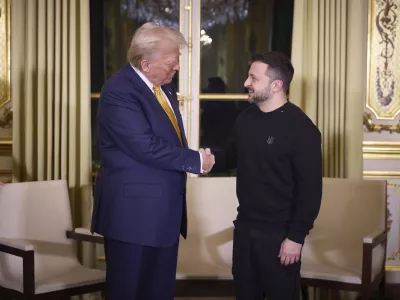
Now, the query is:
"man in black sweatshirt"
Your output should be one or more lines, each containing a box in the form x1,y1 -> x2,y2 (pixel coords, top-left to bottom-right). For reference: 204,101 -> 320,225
231,51 -> 322,300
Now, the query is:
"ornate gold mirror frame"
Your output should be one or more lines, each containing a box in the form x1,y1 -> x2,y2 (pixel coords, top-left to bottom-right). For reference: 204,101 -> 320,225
0,0 -> 10,109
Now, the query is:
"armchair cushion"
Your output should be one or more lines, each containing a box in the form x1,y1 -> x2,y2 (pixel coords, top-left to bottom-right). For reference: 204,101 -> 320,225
1,257 -> 105,294
301,263 -> 362,284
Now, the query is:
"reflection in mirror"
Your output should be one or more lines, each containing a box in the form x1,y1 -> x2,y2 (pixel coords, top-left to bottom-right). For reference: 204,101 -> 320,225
200,0 -> 294,94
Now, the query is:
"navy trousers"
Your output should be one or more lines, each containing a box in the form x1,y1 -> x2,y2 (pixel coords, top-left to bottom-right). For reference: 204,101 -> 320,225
104,237 -> 179,300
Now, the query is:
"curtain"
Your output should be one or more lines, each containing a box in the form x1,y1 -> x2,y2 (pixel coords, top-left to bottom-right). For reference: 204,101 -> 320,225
11,0 -> 98,299
291,1 -> 367,299
291,0 -> 365,179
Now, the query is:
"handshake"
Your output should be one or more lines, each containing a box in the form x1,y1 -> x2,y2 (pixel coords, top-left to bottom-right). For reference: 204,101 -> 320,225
199,148 -> 215,175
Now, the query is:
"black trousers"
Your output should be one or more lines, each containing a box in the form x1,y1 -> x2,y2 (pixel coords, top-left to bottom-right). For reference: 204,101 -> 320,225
232,221 -> 301,300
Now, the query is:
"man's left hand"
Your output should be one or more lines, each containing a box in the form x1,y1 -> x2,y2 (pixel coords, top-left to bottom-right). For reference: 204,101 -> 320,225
278,238 -> 302,266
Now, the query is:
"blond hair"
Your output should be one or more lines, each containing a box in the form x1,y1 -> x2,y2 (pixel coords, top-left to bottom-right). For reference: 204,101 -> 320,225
127,22 -> 187,68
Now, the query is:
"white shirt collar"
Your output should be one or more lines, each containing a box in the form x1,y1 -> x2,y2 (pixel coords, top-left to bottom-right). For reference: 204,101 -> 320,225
131,65 -> 155,92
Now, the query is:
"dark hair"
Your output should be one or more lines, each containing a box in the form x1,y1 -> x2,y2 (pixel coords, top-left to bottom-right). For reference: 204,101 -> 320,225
251,51 -> 294,93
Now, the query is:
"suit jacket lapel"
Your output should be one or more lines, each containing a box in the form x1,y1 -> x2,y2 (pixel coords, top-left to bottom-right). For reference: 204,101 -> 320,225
124,65 -> 187,147
162,86 -> 188,148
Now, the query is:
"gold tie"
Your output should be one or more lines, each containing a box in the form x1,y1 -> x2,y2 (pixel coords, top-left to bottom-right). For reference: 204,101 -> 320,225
153,86 -> 183,145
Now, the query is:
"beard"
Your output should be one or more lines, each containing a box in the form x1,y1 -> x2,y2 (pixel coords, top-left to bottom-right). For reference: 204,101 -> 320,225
248,86 -> 271,104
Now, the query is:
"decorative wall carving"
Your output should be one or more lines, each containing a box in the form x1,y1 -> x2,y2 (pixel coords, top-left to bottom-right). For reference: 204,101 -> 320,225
0,106 -> 12,129
364,112 -> 400,133
0,0 -> 13,185
365,0 -> 400,136
0,0 -> 10,109
0,136 -> 11,156
366,0 -> 399,119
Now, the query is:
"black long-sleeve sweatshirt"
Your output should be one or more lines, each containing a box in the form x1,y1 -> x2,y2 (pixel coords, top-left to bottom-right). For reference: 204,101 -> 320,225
227,101 -> 322,244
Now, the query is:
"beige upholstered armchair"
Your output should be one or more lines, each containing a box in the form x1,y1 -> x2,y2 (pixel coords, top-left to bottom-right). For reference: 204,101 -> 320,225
301,178 -> 387,300
0,180 -> 105,299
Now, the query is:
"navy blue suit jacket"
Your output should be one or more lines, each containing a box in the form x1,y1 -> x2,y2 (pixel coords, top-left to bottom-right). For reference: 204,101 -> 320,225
91,64 -> 201,247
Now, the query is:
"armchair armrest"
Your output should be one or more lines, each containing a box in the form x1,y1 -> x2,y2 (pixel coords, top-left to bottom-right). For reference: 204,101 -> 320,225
362,230 -> 387,285
66,227 -> 104,244
0,238 -> 34,253
0,237 -> 35,296
363,230 -> 387,247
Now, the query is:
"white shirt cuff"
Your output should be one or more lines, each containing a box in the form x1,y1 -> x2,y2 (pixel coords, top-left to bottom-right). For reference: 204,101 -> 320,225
199,151 -> 203,173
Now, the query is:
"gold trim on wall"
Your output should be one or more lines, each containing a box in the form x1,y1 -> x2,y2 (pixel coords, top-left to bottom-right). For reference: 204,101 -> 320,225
363,171 -> 400,179
363,141 -> 400,159
0,169 -> 11,176
0,0 -> 10,109
365,0 -> 400,120
386,265 -> 400,271
364,112 -> 400,133
0,136 -> 11,156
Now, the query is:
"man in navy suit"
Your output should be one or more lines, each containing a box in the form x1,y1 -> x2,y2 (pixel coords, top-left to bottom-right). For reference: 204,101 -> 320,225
91,22 -> 215,300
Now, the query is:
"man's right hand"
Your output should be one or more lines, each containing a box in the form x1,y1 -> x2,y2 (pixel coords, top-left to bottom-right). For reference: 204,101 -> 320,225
199,148 -> 215,174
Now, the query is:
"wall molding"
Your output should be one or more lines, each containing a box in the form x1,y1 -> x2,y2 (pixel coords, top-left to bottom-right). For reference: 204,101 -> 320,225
363,141 -> 400,159
0,0 -> 11,109
363,171 -> 400,179
365,0 -> 400,120
0,136 -> 11,156
364,112 -> 400,133
0,169 -> 11,176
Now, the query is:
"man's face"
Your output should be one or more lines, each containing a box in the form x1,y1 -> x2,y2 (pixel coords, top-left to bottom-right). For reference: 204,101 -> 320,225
146,41 -> 180,86
244,61 -> 272,103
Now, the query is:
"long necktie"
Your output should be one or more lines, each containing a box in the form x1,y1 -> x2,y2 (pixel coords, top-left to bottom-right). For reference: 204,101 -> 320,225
153,86 -> 183,146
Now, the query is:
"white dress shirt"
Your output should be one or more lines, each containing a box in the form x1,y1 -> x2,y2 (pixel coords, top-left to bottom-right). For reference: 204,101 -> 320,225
132,66 -> 176,116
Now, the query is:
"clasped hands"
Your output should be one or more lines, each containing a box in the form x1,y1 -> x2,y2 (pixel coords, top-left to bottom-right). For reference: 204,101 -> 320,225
199,148 -> 215,174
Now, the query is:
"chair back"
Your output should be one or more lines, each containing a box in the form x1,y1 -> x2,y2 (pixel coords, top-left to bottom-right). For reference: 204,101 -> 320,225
0,180 -> 79,290
302,178 -> 387,277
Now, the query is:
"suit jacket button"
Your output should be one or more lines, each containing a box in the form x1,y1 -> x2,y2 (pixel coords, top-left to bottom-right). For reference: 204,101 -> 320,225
181,164 -> 185,170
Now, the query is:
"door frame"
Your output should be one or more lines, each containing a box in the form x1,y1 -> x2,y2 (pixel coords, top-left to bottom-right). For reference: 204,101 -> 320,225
178,0 -> 248,178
